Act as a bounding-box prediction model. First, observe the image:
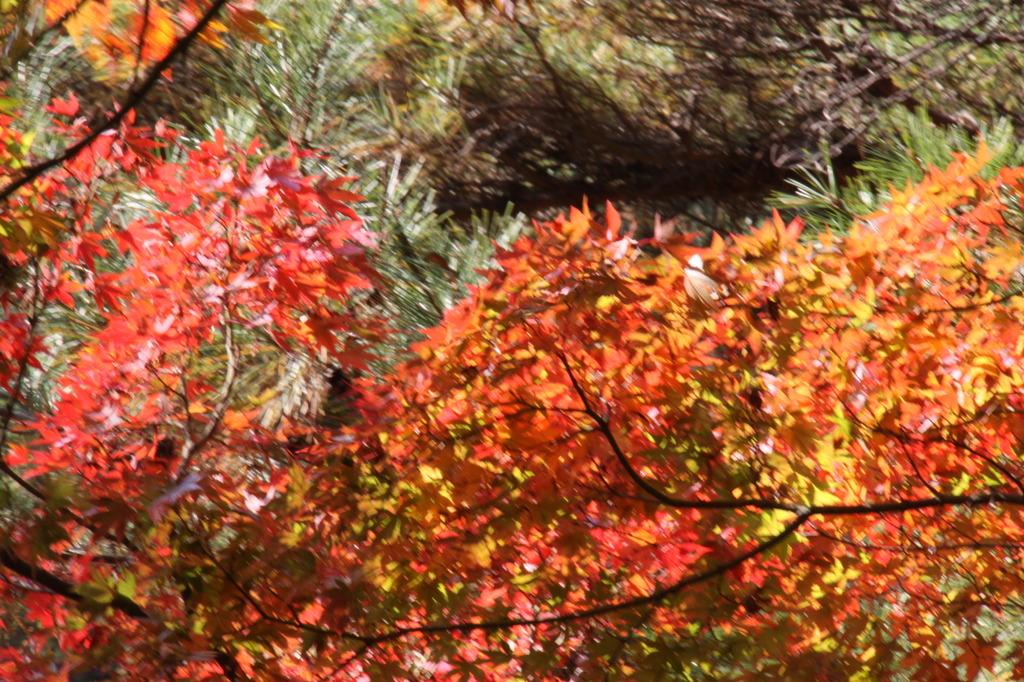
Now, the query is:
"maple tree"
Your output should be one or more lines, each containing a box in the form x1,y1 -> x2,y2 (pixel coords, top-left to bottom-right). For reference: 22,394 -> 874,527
343,146 -> 1024,680
7,80 -> 1024,678
8,1 -> 1024,680
0,90 -> 385,678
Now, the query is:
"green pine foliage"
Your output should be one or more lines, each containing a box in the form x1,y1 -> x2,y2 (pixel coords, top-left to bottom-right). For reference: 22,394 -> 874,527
772,109 -> 1024,233
359,154 -> 526,332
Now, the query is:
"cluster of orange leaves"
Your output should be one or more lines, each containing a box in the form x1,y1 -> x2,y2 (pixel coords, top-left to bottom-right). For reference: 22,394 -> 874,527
357,144 -> 1024,679
43,0 -> 277,79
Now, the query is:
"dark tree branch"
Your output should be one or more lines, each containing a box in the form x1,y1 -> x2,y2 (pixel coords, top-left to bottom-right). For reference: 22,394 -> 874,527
0,0 -> 233,204
364,514 -> 811,645
0,546 -> 150,620
558,351 -> 692,507
360,490 -> 1024,646
187,521 -> 372,644
0,545 -> 247,680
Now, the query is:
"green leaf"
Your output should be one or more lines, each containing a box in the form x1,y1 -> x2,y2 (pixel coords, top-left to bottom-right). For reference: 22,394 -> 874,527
77,581 -> 114,611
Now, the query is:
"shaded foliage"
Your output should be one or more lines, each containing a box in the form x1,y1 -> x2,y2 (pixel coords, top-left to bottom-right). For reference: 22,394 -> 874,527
25,0 -> 1017,231
192,0 -> 1024,226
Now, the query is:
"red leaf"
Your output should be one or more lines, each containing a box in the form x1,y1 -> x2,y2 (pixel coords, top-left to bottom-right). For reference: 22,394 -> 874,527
46,93 -> 79,117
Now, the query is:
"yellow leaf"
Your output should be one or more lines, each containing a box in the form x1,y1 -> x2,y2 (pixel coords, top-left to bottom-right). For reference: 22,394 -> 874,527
982,244 -> 1024,280
951,472 -> 971,495
419,465 -> 444,484
629,573 -> 655,593
810,487 -> 842,506
849,299 -> 873,324
467,536 -> 495,567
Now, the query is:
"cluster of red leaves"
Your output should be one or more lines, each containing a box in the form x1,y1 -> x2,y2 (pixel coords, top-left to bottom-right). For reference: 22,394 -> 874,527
0,97 -> 384,679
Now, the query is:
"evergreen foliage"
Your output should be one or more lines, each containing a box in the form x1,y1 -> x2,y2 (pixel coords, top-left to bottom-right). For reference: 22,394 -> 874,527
773,110 -> 1024,232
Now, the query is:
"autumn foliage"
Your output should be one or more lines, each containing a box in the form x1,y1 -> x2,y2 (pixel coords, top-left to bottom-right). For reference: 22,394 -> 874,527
4,90 -> 1024,678
39,0 -> 276,79
0,91 -> 383,677
356,147 -> 1024,680
7,5 -> 1024,678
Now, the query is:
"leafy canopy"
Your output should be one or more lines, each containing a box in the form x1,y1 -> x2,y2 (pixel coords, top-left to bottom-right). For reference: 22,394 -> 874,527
6,1 -> 1024,679
354,145 -> 1024,679
6,92 -> 1024,679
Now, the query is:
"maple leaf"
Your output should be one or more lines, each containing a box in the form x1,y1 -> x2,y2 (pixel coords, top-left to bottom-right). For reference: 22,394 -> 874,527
45,93 -> 80,117
316,176 -> 363,219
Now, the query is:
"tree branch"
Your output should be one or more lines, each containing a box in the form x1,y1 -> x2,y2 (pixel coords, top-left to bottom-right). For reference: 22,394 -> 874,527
0,545 -> 247,680
0,546 -> 150,620
361,490 -> 1024,644
363,514 -> 811,645
0,0 -> 233,204
557,351 -> 693,507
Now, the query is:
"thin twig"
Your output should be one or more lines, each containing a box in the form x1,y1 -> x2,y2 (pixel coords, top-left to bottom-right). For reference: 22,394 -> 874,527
131,0 -> 154,88
179,213 -> 239,476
